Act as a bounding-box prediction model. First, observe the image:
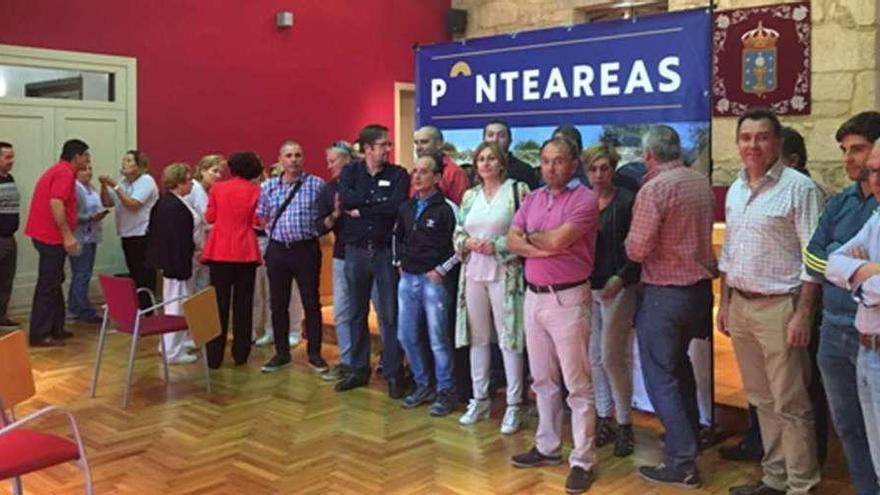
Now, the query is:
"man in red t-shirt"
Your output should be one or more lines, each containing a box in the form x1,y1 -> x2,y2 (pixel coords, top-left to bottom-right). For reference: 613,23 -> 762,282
411,125 -> 470,205
25,139 -> 90,347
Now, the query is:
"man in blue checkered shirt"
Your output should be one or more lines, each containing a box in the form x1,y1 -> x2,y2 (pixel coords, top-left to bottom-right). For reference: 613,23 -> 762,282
257,140 -> 327,373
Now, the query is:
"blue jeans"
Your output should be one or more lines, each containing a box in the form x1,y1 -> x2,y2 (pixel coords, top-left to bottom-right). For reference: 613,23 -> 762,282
818,322 -> 878,495
333,258 -> 353,366
67,242 -> 97,319
397,272 -> 454,391
858,345 -> 880,491
345,245 -> 402,379
635,281 -> 712,475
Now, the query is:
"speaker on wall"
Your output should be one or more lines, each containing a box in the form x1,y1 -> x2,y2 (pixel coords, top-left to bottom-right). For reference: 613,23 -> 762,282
446,8 -> 468,35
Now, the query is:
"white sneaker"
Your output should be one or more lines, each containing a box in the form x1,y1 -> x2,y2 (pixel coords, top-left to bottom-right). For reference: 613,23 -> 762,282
255,333 -> 274,347
167,353 -> 198,365
459,398 -> 490,425
289,331 -> 301,347
500,405 -> 522,434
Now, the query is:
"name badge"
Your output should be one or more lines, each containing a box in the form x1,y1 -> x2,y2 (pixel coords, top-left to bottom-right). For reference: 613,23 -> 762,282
378,180 -> 391,187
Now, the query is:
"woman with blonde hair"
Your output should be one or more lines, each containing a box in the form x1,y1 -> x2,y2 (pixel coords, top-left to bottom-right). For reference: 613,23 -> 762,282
145,163 -> 204,364
186,154 -> 226,291
582,142 -> 640,456
455,141 -> 529,434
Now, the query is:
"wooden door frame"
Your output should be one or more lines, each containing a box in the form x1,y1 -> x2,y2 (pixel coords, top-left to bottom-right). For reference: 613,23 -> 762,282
394,82 -> 415,168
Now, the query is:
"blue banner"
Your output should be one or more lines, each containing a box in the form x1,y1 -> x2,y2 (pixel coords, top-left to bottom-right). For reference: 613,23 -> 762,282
416,9 -> 712,128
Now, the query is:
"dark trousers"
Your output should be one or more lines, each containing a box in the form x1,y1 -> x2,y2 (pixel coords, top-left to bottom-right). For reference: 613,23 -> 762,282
206,261 -> 256,368
121,236 -> 156,310
0,236 -> 16,318
265,239 -> 323,359
344,245 -> 402,379
29,240 -> 66,343
636,281 -> 713,475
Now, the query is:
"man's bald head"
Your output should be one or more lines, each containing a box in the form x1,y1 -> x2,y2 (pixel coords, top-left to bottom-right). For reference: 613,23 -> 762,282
414,125 -> 445,157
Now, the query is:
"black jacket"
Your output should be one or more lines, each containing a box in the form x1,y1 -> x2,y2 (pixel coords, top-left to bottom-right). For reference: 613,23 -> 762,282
507,154 -> 539,190
145,194 -> 195,281
338,160 -> 410,248
393,192 -> 456,275
589,187 -> 641,289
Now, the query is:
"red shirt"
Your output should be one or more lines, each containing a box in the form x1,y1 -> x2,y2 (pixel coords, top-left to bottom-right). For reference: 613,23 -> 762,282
409,155 -> 470,205
625,160 -> 718,286
25,160 -> 77,245
200,177 -> 262,264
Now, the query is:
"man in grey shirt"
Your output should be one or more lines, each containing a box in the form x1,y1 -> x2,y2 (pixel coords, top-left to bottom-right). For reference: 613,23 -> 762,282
0,142 -> 20,328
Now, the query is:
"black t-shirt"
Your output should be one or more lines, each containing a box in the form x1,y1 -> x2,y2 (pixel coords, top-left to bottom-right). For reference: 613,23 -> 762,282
0,174 -> 20,237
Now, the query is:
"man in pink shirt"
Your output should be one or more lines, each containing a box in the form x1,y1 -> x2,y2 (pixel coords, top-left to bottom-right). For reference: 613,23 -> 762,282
25,139 -> 91,347
507,136 -> 599,494
625,125 -> 717,489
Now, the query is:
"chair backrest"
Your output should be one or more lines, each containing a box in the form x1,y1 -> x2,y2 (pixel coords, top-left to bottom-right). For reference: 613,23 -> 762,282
98,274 -> 139,327
181,286 -> 221,347
0,331 -> 36,415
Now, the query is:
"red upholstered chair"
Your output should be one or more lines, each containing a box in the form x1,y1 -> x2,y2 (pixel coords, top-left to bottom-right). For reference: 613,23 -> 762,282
0,331 -> 93,495
91,275 -> 190,409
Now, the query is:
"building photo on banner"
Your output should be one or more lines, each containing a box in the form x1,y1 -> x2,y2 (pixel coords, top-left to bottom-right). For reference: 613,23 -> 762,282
416,7 -> 715,422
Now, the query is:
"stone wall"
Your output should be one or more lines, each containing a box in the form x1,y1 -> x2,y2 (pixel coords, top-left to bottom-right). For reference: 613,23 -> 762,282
451,0 -> 880,189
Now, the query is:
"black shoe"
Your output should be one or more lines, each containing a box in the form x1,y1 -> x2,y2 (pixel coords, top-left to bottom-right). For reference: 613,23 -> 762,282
614,423 -> 634,457
728,481 -> 785,495
261,354 -> 291,373
719,441 -> 763,462
401,385 -> 435,409
30,337 -> 64,348
565,466 -> 596,494
56,330 -> 74,339
638,464 -> 700,490
78,314 -> 103,324
320,364 -> 351,382
511,446 -> 563,468
308,355 -> 329,372
0,317 -> 19,327
595,416 -> 617,448
387,376 -> 410,399
335,373 -> 369,392
429,389 -> 456,416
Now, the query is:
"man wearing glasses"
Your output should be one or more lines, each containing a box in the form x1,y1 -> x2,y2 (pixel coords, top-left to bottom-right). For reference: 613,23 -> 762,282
336,124 -> 411,398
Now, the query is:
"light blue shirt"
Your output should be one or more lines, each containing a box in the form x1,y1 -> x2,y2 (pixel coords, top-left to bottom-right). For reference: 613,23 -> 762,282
74,181 -> 103,244
827,211 -> 880,336
111,174 -> 158,237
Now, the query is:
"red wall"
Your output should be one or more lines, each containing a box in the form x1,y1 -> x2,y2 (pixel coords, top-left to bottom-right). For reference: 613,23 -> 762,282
1,0 -> 450,178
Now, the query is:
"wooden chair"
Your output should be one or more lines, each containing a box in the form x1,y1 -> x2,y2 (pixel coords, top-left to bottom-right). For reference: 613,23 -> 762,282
180,287 -> 221,393
0,331 -> 93,495
91,275 -> 190,408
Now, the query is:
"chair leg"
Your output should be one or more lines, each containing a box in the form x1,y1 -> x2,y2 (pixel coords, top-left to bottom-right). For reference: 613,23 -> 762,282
159,336 -> 170,383
203,349 -> 211,394
122,326 -> 140,409
11,477 -> 22,495
90,307 -> 110,398
80,457 -> 94,495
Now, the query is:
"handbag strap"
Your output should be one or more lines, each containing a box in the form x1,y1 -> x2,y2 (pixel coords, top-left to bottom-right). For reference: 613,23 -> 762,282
269,177 -> 304,239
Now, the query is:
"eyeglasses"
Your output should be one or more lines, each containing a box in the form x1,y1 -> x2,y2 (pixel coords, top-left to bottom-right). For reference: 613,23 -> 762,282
372,140 -> 393,148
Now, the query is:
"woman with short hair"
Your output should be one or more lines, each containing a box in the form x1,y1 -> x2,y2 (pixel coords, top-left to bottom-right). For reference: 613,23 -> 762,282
583,143 -> 640,457
455,141 -> 529,434
145,163 -> 203,365
67,164 -> 108,324
99,150 -> 159,309
201,151 -> 263,368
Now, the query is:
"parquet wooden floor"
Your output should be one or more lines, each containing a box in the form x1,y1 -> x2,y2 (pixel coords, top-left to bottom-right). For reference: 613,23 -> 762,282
2,321 -> 856,495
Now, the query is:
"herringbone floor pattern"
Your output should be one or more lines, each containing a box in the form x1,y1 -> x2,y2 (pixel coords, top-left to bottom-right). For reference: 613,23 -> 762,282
2,322 -> 855,495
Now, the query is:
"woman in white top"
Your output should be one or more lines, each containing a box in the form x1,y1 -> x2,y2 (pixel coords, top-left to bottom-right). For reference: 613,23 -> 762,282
187,154 -> 225,291
99,150 -> 159,310
454,141 -> 530,434
67,164 -> 109,323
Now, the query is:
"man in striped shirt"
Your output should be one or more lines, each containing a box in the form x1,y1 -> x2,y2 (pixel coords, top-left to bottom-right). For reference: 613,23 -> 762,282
718,108 -> 824,495
0,142 -> 19,328
625,125 -> 717,489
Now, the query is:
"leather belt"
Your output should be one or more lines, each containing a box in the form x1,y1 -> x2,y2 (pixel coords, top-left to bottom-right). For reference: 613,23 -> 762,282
526,280 -> 587,294
734,288 -> 793,300
860,333 -> 880,351
270,238 -> 316,249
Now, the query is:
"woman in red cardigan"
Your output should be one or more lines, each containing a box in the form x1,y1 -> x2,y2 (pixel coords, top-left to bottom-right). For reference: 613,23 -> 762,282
201,151 -> 263,368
